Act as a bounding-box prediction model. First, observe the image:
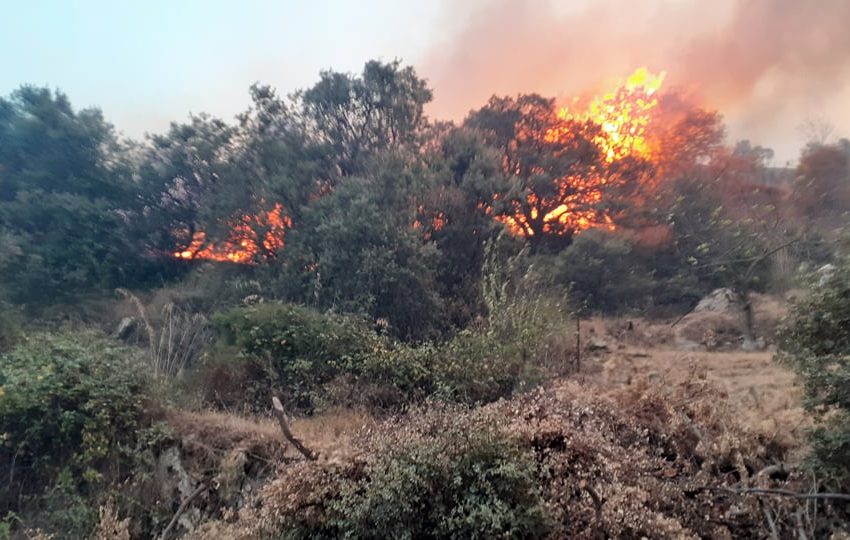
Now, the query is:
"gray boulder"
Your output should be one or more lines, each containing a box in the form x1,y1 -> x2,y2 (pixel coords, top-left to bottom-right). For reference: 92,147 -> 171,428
694,288 -> 741,313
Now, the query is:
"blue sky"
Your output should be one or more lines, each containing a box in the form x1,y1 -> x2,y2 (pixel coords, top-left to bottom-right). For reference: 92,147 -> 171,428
0,0 -> 451,137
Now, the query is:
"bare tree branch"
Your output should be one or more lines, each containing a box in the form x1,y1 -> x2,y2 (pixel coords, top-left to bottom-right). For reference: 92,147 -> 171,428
159,483 -> 207,540
271,396 -> 317,461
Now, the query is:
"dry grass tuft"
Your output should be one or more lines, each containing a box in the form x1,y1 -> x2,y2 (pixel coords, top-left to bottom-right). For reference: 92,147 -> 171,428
91,499 -> 130,540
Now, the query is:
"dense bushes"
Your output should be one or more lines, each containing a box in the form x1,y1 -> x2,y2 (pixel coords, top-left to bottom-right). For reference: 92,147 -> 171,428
271,156 -> 448,342
0,87 -> 160,309
206,286 -> 572,415
233,407 -> 552,540
550,230 -> 657,312
194,381 -> 805,539
0,332 -> 154,536
0,304 -> 19,353
315,412 -> 549,539
210,303 -> 393,412
548,178 -> 780,314
777,259 -> 850,485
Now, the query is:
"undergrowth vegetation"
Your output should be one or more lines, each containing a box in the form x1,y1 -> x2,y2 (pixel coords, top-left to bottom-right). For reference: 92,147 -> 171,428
188,382 -> 837,539
0,332 -> 159,538
205,292 -> 571,415
778,258 -> 850,487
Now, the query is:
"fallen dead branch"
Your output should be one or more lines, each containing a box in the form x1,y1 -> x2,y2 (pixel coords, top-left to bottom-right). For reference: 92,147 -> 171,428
159,483 -> 207,540
579,480 -> 604,522
271,396 -> 317,461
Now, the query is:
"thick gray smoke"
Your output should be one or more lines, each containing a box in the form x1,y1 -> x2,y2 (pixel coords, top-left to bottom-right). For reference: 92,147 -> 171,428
421,0 -> 850,162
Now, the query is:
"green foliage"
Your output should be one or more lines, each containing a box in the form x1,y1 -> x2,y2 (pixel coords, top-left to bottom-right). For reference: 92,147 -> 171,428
208,267 -> 570,414
777,259 -> 850,484
0,304 -> 20,353
430,242 -> 571,403
660,177 -> 773,295
0,332 -> 152,535
550,229 -> 657,312
298,59 -> 433,176
136,112 -> 237,255
0,87 -> 150,307
422,127 -> 504,328
211,302 -> 395,412
274,154 -> 445,342
280,410 -> 552,539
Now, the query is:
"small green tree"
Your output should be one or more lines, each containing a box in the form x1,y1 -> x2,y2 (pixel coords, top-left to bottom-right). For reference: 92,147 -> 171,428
297,60 -> 433,177
777,259 -> 850,485
273,152 -> 445,341
420,127 -> 504,328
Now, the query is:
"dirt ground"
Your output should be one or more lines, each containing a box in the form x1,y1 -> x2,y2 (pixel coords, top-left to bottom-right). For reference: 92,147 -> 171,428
574,307 -> 808,454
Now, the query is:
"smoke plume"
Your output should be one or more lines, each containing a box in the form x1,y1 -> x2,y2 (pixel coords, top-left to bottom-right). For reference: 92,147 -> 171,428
421,0 -> 850,162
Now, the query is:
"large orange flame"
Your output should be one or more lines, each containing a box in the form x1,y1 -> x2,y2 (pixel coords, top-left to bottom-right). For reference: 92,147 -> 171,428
559,67 -> 666,163
173,203 -> 290,264
497,67 -> 665,238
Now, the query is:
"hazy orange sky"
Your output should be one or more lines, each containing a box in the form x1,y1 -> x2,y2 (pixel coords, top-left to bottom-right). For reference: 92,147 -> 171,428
3,0 -> 848,164
422,0 -> 850,164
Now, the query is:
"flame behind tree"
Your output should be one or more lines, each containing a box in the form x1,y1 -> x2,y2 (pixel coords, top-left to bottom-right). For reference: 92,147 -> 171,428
557,67 -> 665,163
173,202 -> 290,263
466,67 -> 667,248
170,67 -> 714,260
466,67 -> 720,247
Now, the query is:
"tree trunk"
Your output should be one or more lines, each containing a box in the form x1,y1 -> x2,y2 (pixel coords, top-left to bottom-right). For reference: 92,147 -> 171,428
738,289 -> 755,343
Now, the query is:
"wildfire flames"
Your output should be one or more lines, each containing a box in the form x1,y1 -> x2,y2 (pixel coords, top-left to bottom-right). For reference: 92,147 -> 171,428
560,67 -> 665,163
173,68 -> 668,261
173,203 -> 290,264
497,67 -> 666,238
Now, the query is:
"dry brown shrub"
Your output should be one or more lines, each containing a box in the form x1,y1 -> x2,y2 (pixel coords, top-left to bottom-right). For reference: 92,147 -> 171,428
91,499 -> 130,540
186,380 -> 819,538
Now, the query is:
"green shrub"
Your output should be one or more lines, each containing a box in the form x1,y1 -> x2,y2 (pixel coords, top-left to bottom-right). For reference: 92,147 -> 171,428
280,408 -> 552,539
0,305 -> 19,353
551,229 -> 657,312
777,259 -> 850,485
430,297 -> 569,405
0,332 -> 152,536
210,303 -> 398,412
548,224 -> 767,314
436,240 -> 574,404
208,248 -> 575,413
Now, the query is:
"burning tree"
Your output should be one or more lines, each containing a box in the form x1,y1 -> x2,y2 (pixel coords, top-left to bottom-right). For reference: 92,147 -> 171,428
466,94 -> 610,249
465,68 -> 678,250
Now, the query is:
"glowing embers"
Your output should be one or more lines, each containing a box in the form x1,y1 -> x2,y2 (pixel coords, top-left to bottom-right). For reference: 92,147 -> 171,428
173,203 -> 291,264
495,175 -> 615,238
